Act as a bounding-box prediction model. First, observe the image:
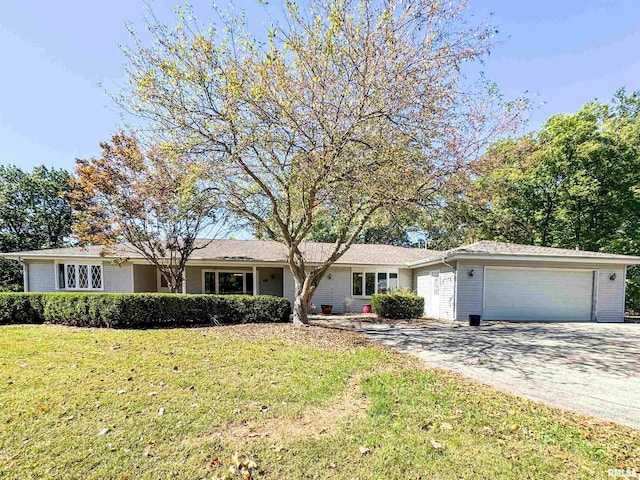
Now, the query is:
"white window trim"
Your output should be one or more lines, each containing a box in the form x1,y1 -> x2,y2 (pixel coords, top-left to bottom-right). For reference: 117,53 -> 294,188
201,269 -> 254,295
351,268 -> 399,298
54,261 -> 104,291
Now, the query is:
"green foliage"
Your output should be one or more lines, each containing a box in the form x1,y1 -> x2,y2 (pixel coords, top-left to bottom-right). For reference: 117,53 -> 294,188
304,211 -> 419,246
0,165 -> 74,291
0,293 -> 291,327
118,0 -> 524,323
371,293 -> 424,319
0,293 -> 47,324
422,88 -> 640,311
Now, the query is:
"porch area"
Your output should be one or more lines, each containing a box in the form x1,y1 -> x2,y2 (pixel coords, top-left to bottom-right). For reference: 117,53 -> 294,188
132,264 -> 285,297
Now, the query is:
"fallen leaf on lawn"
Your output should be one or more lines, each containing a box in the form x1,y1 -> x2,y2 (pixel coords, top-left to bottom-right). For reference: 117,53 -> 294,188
510,423 -> 521,431
358,446 -> 371,455
430,439 -> 444,451
440,422 -> 453,430
158,407 -> 165,416
98,428 -> 109,436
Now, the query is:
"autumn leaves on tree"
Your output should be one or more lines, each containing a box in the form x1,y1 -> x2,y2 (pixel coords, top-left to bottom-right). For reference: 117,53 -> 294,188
73,0 -> 525,322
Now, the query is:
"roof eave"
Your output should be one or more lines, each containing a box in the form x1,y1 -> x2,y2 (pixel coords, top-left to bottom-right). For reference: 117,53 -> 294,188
407,253 -> 640,268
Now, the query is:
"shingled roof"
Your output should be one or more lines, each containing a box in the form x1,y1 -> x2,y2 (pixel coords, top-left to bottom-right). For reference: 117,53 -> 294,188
407,240 -> 640,265
4,239 -> 640,266
1,239 -> 437,266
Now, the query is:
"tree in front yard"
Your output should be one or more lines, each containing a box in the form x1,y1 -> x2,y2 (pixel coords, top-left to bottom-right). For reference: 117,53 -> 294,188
72,132 -> 227,293
0,165 -> 74,291
117,0 -> 526,323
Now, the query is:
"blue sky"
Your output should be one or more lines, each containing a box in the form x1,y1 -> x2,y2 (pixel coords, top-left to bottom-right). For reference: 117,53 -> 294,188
1,0 -> 639,172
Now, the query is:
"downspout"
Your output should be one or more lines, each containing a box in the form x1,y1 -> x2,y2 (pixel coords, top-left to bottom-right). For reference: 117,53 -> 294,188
21,259 -> 29,292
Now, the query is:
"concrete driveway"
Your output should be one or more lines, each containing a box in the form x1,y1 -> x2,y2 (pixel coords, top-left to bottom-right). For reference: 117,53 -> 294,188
317,319 -> 640,430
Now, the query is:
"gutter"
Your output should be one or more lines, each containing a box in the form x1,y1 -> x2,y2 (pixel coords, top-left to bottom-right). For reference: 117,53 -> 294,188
406,253 -> 640,269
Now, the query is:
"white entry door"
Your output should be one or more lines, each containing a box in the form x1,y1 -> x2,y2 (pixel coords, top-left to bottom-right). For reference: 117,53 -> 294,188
483,267 -> 594,321
429,271 -> 440,318
416,274 -> 429,315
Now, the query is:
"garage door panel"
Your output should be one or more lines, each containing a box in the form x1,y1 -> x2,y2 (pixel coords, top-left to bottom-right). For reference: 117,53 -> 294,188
484,268 -> 593,322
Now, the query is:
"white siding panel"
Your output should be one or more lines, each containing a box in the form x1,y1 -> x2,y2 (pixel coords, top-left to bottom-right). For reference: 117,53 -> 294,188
439,269 -> 455,320
455,263 -> 484,321
398,268 -> 413,292
313,267 -> 351,314
27,261 -> 55,292
284,268 -> 295,307
103,263 -> 134,293
596,268 -> 625,322
284,266 -> 350,314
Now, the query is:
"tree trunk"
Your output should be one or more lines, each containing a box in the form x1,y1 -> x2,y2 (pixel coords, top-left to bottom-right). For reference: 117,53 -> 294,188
292,294 -> 309,326
291,268 -> 314,325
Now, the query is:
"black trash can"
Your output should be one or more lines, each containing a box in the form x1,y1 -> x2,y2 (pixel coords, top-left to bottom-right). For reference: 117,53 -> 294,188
469,314 -> 481,326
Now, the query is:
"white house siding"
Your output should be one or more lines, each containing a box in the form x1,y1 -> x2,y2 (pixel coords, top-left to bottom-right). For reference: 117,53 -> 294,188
103,263 -> 134,293
439,268 -> 455,320
456,260 -> 627,323
284,266 -> 352,314
413,263 -> 456,320
133,264 -> 157,292
398,268 -> 413,293
596,267 -> 626,322
455,262 -> 484,321
26,261 -> 56,292
186,266 -> 205,294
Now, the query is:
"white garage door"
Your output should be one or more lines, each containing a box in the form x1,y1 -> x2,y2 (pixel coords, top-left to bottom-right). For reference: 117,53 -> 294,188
484,268 -> 594,321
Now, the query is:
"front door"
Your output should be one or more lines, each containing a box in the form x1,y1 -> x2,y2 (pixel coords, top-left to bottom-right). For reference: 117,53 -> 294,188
430,271 -> 440,318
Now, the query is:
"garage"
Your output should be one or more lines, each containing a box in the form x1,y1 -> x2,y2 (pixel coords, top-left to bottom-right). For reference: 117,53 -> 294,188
483,267 -> 594,321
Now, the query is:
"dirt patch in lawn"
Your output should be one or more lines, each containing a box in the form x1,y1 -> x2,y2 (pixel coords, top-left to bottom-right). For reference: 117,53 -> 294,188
207,373 -> 370,445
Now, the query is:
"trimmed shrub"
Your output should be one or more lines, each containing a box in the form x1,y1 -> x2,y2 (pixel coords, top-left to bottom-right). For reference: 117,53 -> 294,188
0,293 -> 47,324
0,293 -> 291,328
371,293 -> 424,319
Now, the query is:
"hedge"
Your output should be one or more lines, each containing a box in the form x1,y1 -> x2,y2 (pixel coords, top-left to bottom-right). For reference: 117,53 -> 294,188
0,293 -> 291,328
371,293 -> 424,319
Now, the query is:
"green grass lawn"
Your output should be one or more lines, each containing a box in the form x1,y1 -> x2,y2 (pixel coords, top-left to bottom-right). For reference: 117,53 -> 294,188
0,324 -> 638,479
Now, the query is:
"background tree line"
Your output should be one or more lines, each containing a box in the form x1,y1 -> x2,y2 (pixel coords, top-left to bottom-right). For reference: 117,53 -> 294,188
419,89 -> 640,312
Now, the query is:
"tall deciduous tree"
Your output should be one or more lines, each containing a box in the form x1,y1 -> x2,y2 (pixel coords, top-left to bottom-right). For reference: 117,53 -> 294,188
118,0 -> 525,323
0,165 -> 74,291
422,89 -> 640,310
73,132 -> 227,293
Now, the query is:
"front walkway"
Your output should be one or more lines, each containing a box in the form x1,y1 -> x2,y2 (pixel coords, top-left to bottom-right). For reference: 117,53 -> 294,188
311,317 -> 640,430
